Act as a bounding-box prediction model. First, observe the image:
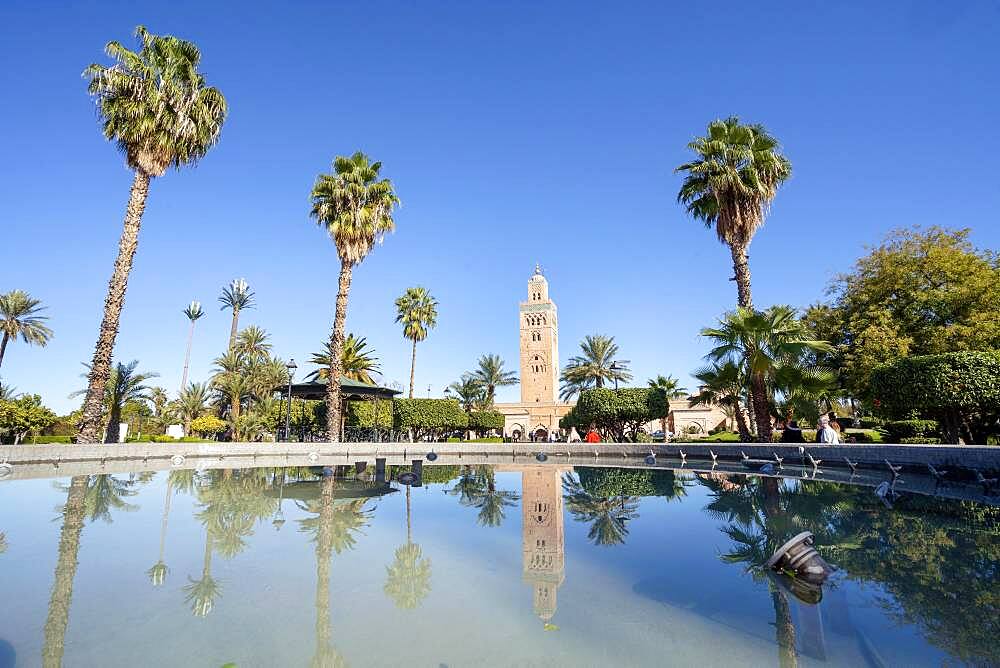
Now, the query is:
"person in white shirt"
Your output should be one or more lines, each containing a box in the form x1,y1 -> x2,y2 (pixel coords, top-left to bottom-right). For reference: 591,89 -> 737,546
818,416 -> 840,444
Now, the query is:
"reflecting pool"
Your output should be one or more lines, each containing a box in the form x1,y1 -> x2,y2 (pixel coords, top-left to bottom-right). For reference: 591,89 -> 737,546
0,464 -> 997,667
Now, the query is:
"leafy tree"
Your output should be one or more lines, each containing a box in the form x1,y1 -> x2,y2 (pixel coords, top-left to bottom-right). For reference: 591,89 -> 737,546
647,374 -> 687,438
393,398 -> 468,441
180,301 -> 204,391
177,382 -> 210,435
189,415 -> 226,438
77,26 -> 226,444
559,335 -> 631,400
395,287 -> 439,399
306,333 -> 380,384
701,306 -> 832,441
219,279 -> 254,352
71,360 -> 158,443
468,410 -> 505,436
310,152 -> 399,440
470,354 -> 518,407
689,362 -> 753,441
447,374 -> 485,412
804,226 -> 1000,401
676,116 -> 791,309
0,289 -> 53,369
568,388 -> 667,441
0,394 -> 57,444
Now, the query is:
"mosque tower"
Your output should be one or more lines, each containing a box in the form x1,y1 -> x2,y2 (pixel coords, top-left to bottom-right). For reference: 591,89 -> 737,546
519,264 -> 560,405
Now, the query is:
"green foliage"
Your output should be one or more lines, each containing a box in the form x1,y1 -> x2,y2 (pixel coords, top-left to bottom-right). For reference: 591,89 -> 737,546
468,410 -> 504,432
870,351 -> 1000,444
345,400 -> 393,429
469,354 -> 518,407
189,415 -> 226,436
674,431 -> 741,443
885,419 -> 940,442
804,227 -> 1000,401
393,399 -> 468,438
858,416 -> 884,429
0,290 -> 53,362
30,435 -> 74,444
576,467 -> 687,499
0,394 -> 57,444
306,333 -> 380,383
900,436 -> 942,444
568,387 -> 667,441
559,335 -> 631,401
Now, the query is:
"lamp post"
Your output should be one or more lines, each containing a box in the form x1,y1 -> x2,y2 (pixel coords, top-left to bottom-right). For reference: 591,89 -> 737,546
284,359 -> 297,442
610,360 -> 630,391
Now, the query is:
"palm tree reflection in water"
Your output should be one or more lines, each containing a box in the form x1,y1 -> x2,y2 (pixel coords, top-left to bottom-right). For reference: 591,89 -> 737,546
384,483 -> 431,609
447,466 -> 520,527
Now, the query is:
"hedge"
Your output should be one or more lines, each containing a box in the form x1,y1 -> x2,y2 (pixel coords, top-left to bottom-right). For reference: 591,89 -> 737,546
393,399 -> 469,437
468,411 -> 504,432
870,351 -> 1000,444
564,388 -> 667,441
29,435 -> 74,444
885,419 -> 940,442
900,436 -> 942,444
346,401 -> 393,429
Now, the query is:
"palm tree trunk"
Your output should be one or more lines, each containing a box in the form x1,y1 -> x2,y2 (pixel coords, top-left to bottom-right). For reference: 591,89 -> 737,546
408,338 -> 417,399
405,483 -> 412,544
43,476 -> 88,668
733,402 -> 753,442
228,307 -> 240,352
751,373 -> 772,442
0,332 -> 8,369
325,261 -> 353,441
180,319 -> 196,392
772,587 -> 798,668
729,242 -> 753,309
78,170 -> 152,444
105,404 -> 122,444
158,482 -> 172,564
314,476 -> 334,663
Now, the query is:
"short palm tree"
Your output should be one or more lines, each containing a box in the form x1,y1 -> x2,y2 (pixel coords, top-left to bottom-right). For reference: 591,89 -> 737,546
77,26 -> 227,444
676,117 -> 791,309
701,306 -> 832,441
180,301 -> 204,391
647,375 -> 687,440
395,287 -> 438,399
559,335 -> 631,400
448,375 -> 485,412
219,279 -> 254,352
306,333 -> 380,384
310,152 -> 399,440
690,362 -> 753,441
0,382 -> 19,401
177,382 -> 210,435
0,290 -> 53,369
471,354 -> 517,407
72,360 -> 159,443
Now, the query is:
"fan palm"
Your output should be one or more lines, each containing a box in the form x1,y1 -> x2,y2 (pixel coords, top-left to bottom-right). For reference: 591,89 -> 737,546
394,287 -> 438,399
690,362 -> 753,441
219,279 -> 255,352
310,151 -> 399,439
0,290 -> 53,369
701,306 -> 833,441
471,354 -> 518,407
180,300 -> 204,391
559,335 -> 631,400
306,333 -> 380,384
77,26 -> 226,444
647,374 -> 687,440
676,117 -> 791,309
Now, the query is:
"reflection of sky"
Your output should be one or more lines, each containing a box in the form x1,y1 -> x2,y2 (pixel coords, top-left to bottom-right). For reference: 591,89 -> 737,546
0,470 -> 962,666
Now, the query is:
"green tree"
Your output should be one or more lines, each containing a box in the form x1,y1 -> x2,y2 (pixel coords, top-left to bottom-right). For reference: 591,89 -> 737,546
647,374 -> 687,439
559,335 -> 631,400
77,26 -> 227,444
310,152 -> 399,440
395,287 -> 439,399
701,306 -> 832,441
447,374 -> 485,412
689,362 -> 752,440
71,360 -> 158,443
561,472 -> 639,546
306,333 -> 380,384
804,226 -> 1000,401
676,117 -> 791,309
177,382 -> 210,435
0,289 -> 53,369
189,414 -> 226,438
384,484 -> 432,609
219,279 -> 255,352
470,354 -> 518,407
0,394 -> 57,444
180,300 -> 204,392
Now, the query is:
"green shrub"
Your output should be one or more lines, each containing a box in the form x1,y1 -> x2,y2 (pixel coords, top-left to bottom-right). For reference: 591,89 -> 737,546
393,399 -> 468,439
844,429 -> 884,444
885,419 -> 940,442
858,416 -> 884,429
29,435 -> 74,444
674,431 -> 741,443
570,388 -> 667,441
900,436 -> 942,444
468,411 -> 504,432
870,351 -> 1000,444
345,400 -> 393,429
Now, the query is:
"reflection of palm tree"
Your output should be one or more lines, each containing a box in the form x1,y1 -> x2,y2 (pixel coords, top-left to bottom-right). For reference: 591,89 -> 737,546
42,476 -> 87,668
84,474 -> 138,523
469,467 -> 519,527
183,531 -> 220,617
446,466 -> 485,506
561,473 -> 639,546
147,478 -> 173,586
384,485 -> 431,609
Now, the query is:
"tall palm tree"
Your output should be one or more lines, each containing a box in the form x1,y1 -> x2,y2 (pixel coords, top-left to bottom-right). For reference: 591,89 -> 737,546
448,375 -> 485,412
676,117 -> 791,309
177,382 -> 210,435
219,279 -> 254,352
701,306 -> 832,441
0,290 -> 53,369
559,335 -> 631,400
180,301 -> 204,391
384,484 -> 432,609
471,354 -> 517,407
234,325 -> 271,364
310,152 -> 399,440
147,477 -> 173,587
77,26 -> 227,444
394,287 -> 438,399
306,333 -> 380,384
647,375 -> 687,440
690,362 -> 753,441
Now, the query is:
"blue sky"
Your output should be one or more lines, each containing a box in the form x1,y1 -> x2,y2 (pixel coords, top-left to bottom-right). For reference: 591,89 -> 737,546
2,1 -> 999,414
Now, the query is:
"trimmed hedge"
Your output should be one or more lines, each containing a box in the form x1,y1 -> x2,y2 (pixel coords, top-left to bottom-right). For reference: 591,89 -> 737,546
870,351 -> 1000,444
885,419 -> 940,442
346,401 -> 393,429
468,411 -> 504,432
393,399 -> 469,435
29,435 -> 74,444
900,436 -> 942,444
563,388 -> 667,441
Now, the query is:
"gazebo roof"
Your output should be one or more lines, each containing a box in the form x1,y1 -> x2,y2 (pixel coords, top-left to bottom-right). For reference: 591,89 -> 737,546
286,376 -> 401,401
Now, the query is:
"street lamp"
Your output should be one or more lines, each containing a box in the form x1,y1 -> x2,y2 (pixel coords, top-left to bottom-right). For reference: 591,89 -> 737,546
610,360 -> 631,391
284,359 -> 297,442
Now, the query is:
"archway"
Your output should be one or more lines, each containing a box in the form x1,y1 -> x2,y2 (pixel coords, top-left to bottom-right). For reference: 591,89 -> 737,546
533,427 -> 549,442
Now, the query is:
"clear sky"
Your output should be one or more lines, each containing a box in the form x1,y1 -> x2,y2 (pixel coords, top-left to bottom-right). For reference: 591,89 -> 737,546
2,1 -> 998,414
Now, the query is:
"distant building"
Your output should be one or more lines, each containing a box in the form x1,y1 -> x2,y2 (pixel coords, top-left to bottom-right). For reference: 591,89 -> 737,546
519,465 -> 567,622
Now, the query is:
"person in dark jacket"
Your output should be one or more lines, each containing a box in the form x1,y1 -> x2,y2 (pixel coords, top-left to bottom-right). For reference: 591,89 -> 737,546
781,420 -> 806,443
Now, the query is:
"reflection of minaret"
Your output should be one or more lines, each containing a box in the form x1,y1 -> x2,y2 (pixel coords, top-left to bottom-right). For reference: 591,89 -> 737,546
520,466 -> 568,622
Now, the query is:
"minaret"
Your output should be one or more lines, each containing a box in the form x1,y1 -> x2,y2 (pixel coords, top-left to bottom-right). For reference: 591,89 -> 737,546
520,466 -> 566,622
519,264 -> 559,404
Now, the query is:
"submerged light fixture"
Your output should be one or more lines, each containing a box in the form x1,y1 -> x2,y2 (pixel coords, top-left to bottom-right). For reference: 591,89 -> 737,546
765,531 -> 833,588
